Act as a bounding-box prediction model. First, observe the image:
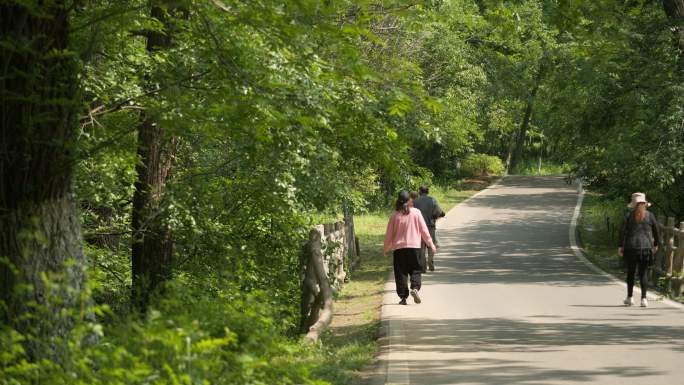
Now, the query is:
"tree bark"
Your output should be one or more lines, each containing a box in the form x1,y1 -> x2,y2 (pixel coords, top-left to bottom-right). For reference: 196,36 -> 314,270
131,121 -> 175,309
131,4 -> 181,310
0,3 -> 85,356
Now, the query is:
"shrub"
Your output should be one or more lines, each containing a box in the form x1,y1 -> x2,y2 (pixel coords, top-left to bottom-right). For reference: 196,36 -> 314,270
0,283 -> 329,385
459,154 -> 505,178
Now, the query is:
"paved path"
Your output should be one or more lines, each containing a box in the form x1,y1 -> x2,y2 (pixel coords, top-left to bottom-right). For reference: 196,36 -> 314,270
378,176 -> 684,385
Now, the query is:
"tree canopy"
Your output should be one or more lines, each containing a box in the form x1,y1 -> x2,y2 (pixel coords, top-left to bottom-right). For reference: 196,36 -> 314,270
2,0 -> 683,383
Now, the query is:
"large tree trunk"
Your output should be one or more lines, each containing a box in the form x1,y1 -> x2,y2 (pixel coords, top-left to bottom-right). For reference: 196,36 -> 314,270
0,3 -> 85,356
131,121 -> 175,309
131,4 -> 180,310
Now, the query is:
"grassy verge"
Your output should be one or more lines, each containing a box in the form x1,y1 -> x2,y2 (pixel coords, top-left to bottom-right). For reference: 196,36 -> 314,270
511,159 -> 568,176
577,192 -> 625,278
313,179 -> 495,384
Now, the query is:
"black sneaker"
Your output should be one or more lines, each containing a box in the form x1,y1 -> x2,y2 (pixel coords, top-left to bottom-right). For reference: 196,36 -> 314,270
398,298 -> 407,305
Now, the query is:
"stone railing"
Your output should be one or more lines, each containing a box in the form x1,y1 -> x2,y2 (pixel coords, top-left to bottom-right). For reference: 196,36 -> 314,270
654,216 -> 684,294
300,215 -> 359,342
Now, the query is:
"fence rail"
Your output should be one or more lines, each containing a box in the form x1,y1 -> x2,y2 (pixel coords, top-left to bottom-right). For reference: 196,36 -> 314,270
300,215 -> 359,342
655,216 -> 684,295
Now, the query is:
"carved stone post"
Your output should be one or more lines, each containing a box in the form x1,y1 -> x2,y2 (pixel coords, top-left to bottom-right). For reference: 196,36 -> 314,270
304,226 -> 334,342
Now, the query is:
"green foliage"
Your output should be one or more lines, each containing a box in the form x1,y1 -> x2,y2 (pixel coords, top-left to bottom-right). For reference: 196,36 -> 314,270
536,0 -> 684,217
6,0 -> 684,382
39,1 -> 506,382
512,159 -> 569,176
1,283 -> 327,385
460,154 -> 506,178
577,192 -> 634,285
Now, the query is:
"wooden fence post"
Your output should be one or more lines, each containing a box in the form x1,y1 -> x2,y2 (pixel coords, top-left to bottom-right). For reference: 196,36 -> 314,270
671,224 -> 684,296
305,226 -> 334,342
300,215 -> 359,342
665,217 -> 676,277
655,215 -> 665,275
300,227 -> 320,334
343,205 -> 360,268
674,222 -> 684,275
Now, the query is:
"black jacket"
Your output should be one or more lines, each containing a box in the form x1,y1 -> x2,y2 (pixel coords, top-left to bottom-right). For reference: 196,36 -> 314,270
618,210 -> 660,250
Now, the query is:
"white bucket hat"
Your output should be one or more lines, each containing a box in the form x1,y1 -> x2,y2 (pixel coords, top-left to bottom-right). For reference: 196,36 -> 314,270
628,192 -> 651,208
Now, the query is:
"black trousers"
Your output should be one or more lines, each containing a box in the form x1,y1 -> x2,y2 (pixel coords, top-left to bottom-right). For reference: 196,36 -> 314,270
625,248 -> 651,298
419,226 -> 437,273
393,248 -> 422,299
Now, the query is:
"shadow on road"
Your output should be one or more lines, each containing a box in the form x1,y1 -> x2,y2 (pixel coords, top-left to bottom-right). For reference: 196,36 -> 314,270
380,316 -> 679,384
395,316 -> 684,353
430,218 -> 611,287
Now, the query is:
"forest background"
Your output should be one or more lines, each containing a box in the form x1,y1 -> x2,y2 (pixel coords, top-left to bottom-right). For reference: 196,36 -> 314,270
1,0 -> 683,384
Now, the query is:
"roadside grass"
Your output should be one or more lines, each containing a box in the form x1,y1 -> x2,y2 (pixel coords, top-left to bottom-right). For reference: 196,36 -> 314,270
314,181 -> 492,384
577,192 -> 626,278
512,159 -> 568,176
430,184 -> 481,211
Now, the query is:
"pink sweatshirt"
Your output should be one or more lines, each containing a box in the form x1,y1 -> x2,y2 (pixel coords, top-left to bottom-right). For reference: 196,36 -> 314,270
383,207 -> 436,255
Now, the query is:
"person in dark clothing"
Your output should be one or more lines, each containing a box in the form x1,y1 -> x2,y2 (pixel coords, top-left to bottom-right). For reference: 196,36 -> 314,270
384,190 -> 436,305
409,191 -> 419,206
618,192 -> 660,307
413,186 -> 445,272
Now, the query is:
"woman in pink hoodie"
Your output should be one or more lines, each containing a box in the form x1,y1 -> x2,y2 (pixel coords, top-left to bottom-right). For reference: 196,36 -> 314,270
384,190 -> 437,305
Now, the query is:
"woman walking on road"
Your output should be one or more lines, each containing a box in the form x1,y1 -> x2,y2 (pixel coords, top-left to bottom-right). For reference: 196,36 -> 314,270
384,190 -> 437,305
619,192 -> 661,307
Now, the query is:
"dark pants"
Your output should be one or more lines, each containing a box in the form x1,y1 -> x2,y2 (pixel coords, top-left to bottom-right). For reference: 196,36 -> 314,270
625,248 -> 651,298
393,248 -> 422,299
419,226 -> 437,272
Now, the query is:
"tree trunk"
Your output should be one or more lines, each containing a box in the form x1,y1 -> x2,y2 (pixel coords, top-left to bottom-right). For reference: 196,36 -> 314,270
131,4 -> 180,310
509,64 -> 545,173
131,121 -> 176,309
0,3 -> 85,357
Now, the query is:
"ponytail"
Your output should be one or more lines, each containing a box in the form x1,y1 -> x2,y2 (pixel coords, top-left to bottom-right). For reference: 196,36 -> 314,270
634,204 -> 647,223
395,200 -> 410,214
395,190 -> 411,215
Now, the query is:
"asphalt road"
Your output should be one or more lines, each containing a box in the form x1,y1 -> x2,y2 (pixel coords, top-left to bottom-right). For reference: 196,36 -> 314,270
377,176 -> 684,385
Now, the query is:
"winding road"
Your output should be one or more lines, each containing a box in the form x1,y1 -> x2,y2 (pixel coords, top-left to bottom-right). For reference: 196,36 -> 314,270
377,176 -> 684,385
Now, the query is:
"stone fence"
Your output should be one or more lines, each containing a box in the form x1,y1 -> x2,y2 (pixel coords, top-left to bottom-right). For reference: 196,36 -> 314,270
300,215 -> 359,342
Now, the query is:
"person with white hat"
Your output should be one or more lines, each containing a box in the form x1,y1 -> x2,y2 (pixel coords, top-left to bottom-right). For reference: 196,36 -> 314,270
618,192 -> 661,307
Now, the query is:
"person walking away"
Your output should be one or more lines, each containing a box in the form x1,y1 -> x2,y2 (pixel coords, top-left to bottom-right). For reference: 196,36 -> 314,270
409,191 -> 419,206
618,192 -> 660,307
384,190 -> 437,305
413,186 -> 445,272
